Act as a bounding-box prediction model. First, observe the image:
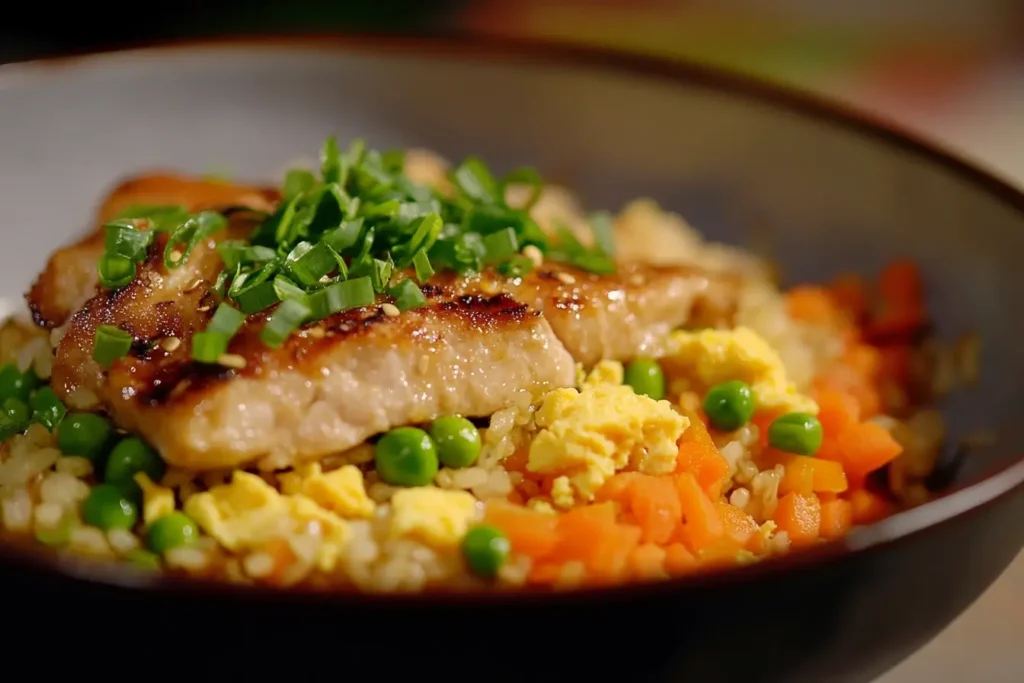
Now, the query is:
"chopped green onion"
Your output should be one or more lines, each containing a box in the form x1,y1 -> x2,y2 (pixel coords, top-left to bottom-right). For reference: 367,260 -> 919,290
97,253 -> 137,289
259,299 -> 311,349
191,331 -> 230,363
452,156 -> 499,204
93,325 -> 134,369
163,211 -> 227,269
370,258 -> 394,292
283,169 -> 317,201
390,279 -> 427,312
230,264 -> 281,314
305,276 -> 376,320
30,386 -> 66,430
412,249 -> 434,284
0,419 -> 30,442
211,270 -> 231,300
208,303 -> 246,337
216,241 -> 276,271
568,251 -> 616,275
320,136 -> 342,184
322,219 -> 364,254
364,199 -> 402,219
483,228 -> 519,264
496,254 -> 534,279
286,241 -> 340,287
273,276 -> 307,301
103,222 -> 153,261
393,213 -> 442,267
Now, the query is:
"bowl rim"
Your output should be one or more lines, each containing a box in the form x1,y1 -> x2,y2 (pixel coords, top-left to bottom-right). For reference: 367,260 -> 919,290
0,32 -> 1021,606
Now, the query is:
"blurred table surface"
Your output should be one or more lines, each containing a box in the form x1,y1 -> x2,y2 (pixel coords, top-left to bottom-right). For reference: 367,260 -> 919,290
851,69 -> 1024,683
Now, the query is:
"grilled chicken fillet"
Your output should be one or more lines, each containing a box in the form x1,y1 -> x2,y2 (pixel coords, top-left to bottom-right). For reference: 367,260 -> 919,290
37,175 -> 743,471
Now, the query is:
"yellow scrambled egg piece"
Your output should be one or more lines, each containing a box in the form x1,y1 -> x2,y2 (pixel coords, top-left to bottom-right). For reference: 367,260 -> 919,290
582,360 -> 625,387
663,326 -> 817,414
278,463 -> 375,519
134,472 -> 175,525
184,471 -> 350,571
527,384 -> 688,505
389,487 -> 479,547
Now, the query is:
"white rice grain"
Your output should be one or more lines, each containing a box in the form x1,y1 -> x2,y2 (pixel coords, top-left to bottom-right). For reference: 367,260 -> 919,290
107,528 -> 140,555
55,456 -> 93,478
1,489 -> 33,531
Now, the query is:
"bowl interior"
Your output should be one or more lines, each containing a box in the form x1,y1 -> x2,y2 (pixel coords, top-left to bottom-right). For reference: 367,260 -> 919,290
0,38 -> 1021,495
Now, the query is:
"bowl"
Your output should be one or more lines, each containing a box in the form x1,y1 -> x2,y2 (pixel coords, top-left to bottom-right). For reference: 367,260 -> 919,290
0,35 -> 1021,683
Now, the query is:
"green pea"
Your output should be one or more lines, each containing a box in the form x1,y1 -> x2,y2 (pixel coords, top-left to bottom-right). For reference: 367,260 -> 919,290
429,416 -> 481,469
57,412 -> 113,461
461,525 -> 511,578
0,364 -> 38,403
104,437 -> 165,486
624,358 -> 665,400
2,397 -> 29,423
768,412 -> 824,456
703,380 -> 756,432
82,484 -> 138,530
146,513 -> 199,554
374,427 -> 438,487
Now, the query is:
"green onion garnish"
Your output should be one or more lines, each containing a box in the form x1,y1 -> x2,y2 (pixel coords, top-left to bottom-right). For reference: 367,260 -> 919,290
502,166 -> 543,210
259,299 -> 311,349
390,279 -> 427,312
191,331 -> 230,363
497,254 -> 534,279
216,241 -> 276,271
452,156 -> 499,205
412,249 -> 434,284
29,386 -> 66,430
306,276 -> 375,320
322,219 -> 364,253
97,253 -> 137,289
483,227 -> 520,264
273,276 -> 307,301
283,169 -> 317,201
230,264 -> 281,314
163,211 -> 228,269
114,204 -> 189,230
104,222 -> 153,262
286,241 -> 340,287
93,325 -> 134,368
208,303 -> 246,337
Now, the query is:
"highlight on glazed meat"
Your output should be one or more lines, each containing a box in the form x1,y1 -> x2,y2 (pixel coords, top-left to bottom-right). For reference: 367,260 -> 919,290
0,138 -> 959,592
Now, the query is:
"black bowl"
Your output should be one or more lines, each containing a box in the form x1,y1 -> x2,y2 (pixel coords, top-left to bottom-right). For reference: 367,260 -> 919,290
0,35 -> 1021,683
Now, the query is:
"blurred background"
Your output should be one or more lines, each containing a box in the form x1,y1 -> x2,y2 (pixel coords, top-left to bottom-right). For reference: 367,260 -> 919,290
1,2 -> 1020,681
2,1 -> 1022,180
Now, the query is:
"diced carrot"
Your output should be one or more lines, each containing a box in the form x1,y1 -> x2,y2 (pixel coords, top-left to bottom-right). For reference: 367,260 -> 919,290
629,543 -> 668,580
848,488 -> 895,526
751,409 -> 784,448
842,343 -> 881,380
772,492 -> 821,548
810,458 -> 849,493
778,456 -> 815,496
626,475 -> 683,544
675,412 -> 731,498
501,448 -> 530,475
551,503 -> 620,563
596,472 -> 643,504
484,501 -> 561,559
664,543 -> 698,576
836,421 -> 903,483
829,272 -> 868,321
715,502 -> 761,552
814,387 -> 861,437
819,498 -> 854,540
527,562 -> 562,585
674,472 -> 725,553
587,524 -> 643,581
786,285 -> 838,325
878,259 -> 924,309
506,490 -> 526,506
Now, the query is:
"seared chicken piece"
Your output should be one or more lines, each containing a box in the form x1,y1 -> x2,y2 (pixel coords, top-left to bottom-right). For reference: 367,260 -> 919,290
49,220 -> 576,470
27,174 -> 277,329
39,173 -> 743,472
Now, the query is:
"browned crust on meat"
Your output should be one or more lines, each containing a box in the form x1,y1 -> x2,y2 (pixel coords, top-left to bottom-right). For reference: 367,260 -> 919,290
26,173 -> 279,328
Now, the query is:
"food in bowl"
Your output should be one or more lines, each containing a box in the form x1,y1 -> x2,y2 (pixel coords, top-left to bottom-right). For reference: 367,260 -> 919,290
0,138 -> 958,591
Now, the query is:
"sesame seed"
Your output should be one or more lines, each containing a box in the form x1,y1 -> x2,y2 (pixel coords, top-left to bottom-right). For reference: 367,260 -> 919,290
169,250 -> 183,263
243,551 -> 275,579
184,278 -> 204,293
169,379 -> 191,399
159,337 -> 182,352
523,245 -> 544,268
556,272 -> 576,285
217,354 -> 247,370
306,327 -> 326,339
381,303 -> 400,317
196,305 -> 211,312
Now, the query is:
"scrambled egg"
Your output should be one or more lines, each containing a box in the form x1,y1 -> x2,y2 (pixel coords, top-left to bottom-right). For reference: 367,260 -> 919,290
527,383 -> 688,505
582,360 -> 625,388
389,487 -> 479,547
135,472 -> 175,525
662,326 -> 817,414
279,463 -> 375,519
184,471 -> 351,571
